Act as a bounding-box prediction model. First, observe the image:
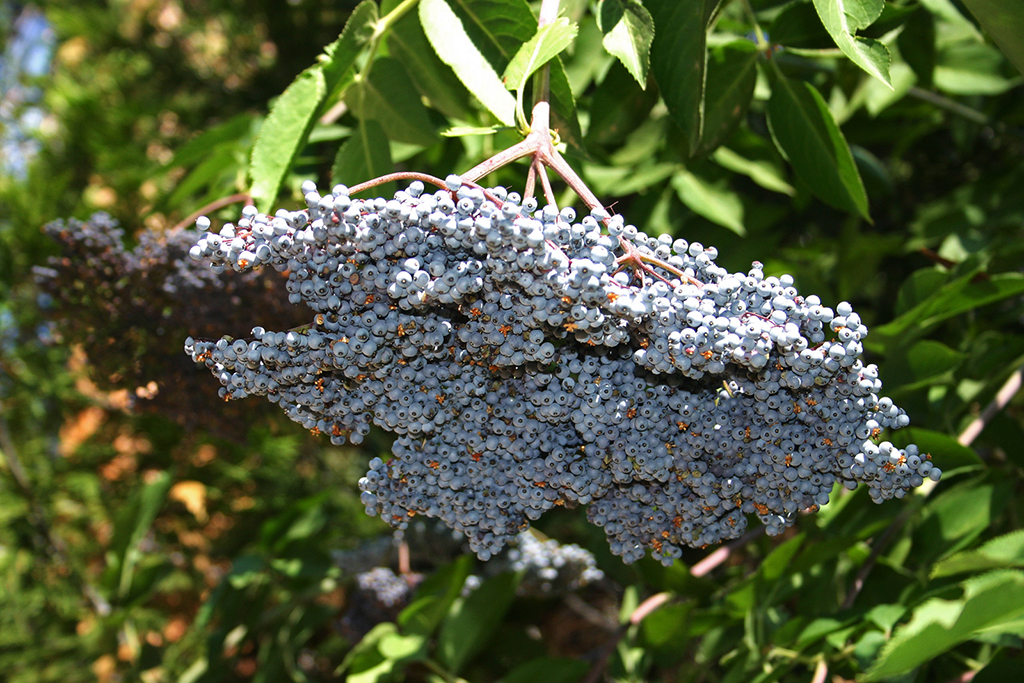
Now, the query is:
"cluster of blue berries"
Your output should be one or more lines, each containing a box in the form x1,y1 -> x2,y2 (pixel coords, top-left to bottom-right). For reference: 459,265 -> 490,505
186,177 -> 939,564
502,531 -> 604,596
34,213 -> 305,433
355,567 -> 418,607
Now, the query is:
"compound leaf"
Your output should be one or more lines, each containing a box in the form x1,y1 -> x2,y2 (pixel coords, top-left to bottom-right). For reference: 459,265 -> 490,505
387,2 -> 473,119
933,530 -> 1024,579
320,0 -> 378,94
346,57 -> 438,147
696,40 -> 758,157
958,0 -> 1024,76
437,571 -> 519,674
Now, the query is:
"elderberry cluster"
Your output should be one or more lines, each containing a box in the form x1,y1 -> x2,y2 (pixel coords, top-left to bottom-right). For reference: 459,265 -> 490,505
186,177 -> 939,564
35,213 -> 306,435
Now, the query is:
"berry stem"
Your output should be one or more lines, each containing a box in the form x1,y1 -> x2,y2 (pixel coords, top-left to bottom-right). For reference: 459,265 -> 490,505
173,193 -> 252,232
349,171 -> 449,195
524,157 -> 538,201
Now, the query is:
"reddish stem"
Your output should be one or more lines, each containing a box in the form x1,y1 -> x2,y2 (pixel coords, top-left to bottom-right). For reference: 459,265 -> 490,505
172,193 -> 252,232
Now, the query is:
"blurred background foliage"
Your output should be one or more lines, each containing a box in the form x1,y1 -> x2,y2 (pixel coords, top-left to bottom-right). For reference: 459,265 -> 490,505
1,0 -> 1024,682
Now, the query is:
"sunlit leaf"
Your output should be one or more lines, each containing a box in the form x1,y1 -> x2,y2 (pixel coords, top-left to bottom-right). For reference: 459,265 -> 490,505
502,18 -> 578,95
812,0 -> 892,87
419,0 -> 517,126
767,69 -> 869,219
249,68 -> 326,212
597,0 -> 655,87
868,570 -> 1024,680
346,57 -> 438,147
933,530 -> 1024,578
671,169 -> 745,235
712,147 -> 795,196
387,2 -> 473,120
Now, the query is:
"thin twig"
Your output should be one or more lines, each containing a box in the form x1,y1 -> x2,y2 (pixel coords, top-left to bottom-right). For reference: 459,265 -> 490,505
958,364 -> 1023,447
691,528 -> 763,577
171,193 -> 251,232
538,161 -> 558,209
811,658 -> 829,683
348,171 -> 449,195
524,158 -> 538,201
397,539 -> 411,576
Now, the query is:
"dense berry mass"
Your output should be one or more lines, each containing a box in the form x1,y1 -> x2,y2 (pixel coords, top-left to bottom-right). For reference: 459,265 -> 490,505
35,213 -> 306,434
186,178 -> 940,564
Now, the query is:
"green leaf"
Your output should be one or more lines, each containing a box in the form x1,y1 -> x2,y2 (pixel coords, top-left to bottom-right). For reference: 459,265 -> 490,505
585,161 -> 676,197
436,0 -> 584,153
696,41 -> 758,157
441,125 -> 510,137
894,428 -> 983,474
437,571 -> 519,674
672,169 -> 745,235
766,70 -> 869,219
761,533 -> 805,583
934,42 -> 1019,95
861,61 -> 916,117
913,478 -> 1012,564
933,530 -> 1024,579
769,1 -> 835,50
712,147 -> 795,196
973,656 -> 1024,683
597,0 -> 655,88
502,18 -> 578,95
336,622 -> 397,679
497,657 -> 588,683
331,119 -> 393,191
108,470 -> 173,597
248,3 -> 377,211
320,0 -> 378,95
165,113 -> 254,170
958,0 -> 1024,76
873,272 -> 1024,349
387,2 -> 473,120
419,0 -> 517,126
812,0 -> 892,87
399,555 -> 473,636
165,146 -> 240,208
641,602 -> 693,649
867,570 -> 1024,680
585,62 -> 659,146
346,57 -> 438,147
377,631 -> 428,662
647,0 -> 720,156
249,68 -> 326,212
884,340 -> 963,392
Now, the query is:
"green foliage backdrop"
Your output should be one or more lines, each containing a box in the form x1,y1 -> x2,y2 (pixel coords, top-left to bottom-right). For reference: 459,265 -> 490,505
1,0 -> 1023,681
